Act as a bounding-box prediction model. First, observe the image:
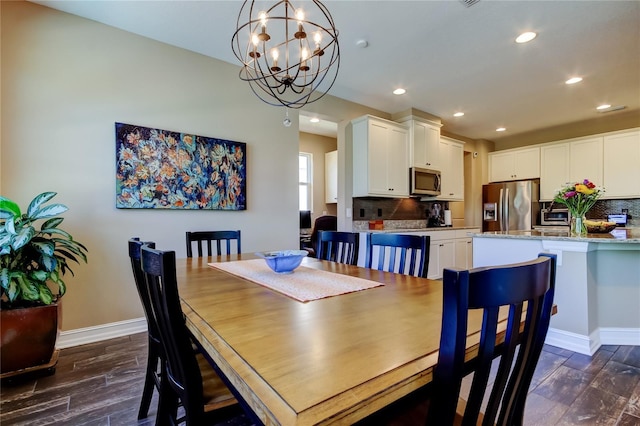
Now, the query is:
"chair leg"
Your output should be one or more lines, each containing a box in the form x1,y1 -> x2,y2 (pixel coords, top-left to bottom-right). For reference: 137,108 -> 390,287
156,378 -> 180,426
138,342 -> 160,419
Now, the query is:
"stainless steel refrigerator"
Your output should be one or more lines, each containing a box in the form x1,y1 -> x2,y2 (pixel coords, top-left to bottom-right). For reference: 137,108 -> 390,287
482,180 -> 539,232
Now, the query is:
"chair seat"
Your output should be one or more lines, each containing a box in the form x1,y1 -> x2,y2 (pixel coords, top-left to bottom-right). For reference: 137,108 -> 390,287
197,353 -> 238,411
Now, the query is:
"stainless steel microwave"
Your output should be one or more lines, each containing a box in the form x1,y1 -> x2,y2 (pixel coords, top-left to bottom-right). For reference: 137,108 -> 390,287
410,167 -> 441,196
540,208 -> 571,226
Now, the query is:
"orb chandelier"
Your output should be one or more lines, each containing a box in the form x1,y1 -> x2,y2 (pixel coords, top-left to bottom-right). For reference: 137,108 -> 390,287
231,0 -> 340,109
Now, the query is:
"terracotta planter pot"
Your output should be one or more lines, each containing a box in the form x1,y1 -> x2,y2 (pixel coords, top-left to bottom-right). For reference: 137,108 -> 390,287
0,303 -> 61,374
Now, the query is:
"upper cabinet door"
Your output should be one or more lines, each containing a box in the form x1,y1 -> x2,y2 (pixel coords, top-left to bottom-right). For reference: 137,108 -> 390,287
325,150 -> 338,203
409,120 -> 441,169
603,130 -> 640,198
489,151 -> 515,182
366,121 -> 391,195
540,143 -> 570,201
386,126 -> 410,196
438,137 -> 464,201
513,148 -> 541,180
488,147 -> 539,182
352,115 -> 409,198
570,137 -> 603,185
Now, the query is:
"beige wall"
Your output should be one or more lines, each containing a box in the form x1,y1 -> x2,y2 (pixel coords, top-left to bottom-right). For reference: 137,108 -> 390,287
299,132 -> 338,222
491,109 -> 640,151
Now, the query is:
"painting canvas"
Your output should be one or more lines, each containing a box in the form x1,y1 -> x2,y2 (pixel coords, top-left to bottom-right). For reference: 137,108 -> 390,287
115,122 -> 246,210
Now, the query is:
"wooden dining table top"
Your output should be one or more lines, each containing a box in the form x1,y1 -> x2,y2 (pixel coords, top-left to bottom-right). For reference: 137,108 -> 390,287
177,255 -> 507,426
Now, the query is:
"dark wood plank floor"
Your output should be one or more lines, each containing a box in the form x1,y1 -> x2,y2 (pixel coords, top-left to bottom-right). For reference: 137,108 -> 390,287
1,332 -> 639,425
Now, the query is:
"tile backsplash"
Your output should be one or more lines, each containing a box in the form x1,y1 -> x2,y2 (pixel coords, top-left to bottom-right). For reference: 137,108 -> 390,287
352,197 -> 446,221
588,198 -> 639,223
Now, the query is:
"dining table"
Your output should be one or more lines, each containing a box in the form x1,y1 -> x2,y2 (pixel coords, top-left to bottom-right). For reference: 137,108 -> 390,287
176,254 -> 515,426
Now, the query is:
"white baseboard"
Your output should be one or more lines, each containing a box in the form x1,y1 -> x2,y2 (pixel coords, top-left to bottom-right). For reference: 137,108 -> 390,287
545,328 -> 600,355
546,327 -> 640,355
57,317 -> 147,349
599,327 -> 640,346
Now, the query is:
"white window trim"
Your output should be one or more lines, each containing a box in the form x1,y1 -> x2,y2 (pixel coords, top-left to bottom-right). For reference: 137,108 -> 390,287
299,152 -> 313,212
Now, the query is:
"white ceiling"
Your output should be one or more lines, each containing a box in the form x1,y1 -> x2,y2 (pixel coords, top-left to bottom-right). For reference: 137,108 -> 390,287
31,0 -> 640,142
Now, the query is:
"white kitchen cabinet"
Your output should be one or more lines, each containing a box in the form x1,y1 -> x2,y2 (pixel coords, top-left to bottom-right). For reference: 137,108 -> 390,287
438,137 -> 464,201
428,239 -> 455,280
423,229 -> 479,279
540,143 -> 570,200
454,229 -> 479,270
398,117 -> 442,169
570,137 -> 603,185
324,150 -> 338,203
454,238 -> 472,269
603,130 -> 640,198
362,228 -> 478,279
489,147 -> 540,182
352,115 -> 409,198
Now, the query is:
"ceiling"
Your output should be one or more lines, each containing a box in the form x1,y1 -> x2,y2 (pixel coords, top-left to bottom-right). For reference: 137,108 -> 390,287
31,0 -> 640,142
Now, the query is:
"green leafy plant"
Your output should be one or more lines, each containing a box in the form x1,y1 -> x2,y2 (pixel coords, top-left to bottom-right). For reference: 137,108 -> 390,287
0,192 -> 88,308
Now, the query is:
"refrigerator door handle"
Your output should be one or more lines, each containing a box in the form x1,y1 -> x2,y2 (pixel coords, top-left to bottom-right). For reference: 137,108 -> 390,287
504,187 -> 510,232
498,188 -> 504,231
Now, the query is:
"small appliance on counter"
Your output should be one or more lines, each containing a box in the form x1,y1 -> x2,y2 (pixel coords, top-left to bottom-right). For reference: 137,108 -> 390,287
607,214 -> 628,227
540,208 -> 571,227
427,203 -> 449,227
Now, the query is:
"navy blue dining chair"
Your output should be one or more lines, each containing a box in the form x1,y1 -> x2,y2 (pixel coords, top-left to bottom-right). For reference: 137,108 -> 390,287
186,230 -> 241,257
365,233 -> 430,278
138,242 -> 243,425
427,253 -> 557,426
316,230 -> 359,265
128,238 -> 160,420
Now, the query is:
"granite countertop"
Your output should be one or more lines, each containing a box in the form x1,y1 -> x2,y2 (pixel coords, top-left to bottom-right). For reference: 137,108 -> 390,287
471,228 -> 640,244
352,219 -> 480,233
381,226 -> 479,233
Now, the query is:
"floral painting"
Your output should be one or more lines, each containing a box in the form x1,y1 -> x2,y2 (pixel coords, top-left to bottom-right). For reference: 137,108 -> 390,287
115,123 -> 246,210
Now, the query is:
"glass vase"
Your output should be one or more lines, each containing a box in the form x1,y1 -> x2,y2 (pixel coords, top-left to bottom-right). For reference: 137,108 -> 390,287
570,215 -> 587,236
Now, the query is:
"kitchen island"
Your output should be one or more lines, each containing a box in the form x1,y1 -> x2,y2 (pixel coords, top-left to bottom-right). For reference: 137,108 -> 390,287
471,229 -> 640,355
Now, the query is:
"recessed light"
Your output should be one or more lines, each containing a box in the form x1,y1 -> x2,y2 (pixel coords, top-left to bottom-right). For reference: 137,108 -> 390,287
598,105 -> 626,113
496,127 -> 506,132
565,77 -> 583,85
515,32 -> 537,43
453,112 -> 465,117
309,117 -> 320,123
393,88 -> 406,95
596,104 -> 612,110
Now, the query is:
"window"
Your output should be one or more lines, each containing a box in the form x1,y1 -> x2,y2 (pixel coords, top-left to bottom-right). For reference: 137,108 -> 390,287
299,153 -> 312,211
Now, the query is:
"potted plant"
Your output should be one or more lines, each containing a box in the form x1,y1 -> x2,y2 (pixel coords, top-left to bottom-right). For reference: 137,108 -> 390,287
0,192 -> 88,376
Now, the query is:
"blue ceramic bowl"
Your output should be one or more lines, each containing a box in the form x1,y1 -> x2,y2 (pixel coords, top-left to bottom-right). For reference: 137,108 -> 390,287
256,250 -> 308,274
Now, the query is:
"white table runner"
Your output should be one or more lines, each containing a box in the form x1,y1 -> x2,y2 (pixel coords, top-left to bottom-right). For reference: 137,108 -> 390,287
209,259 -> 383,302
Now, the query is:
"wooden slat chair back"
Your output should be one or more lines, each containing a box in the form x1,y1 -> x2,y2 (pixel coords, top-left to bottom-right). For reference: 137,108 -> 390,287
185,230 -> 241,257
316,231 -> 360,265
128,237 -> 160,420
139,244 -> 240,424
365,233 -> 430,278
427,253 -> 557,426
